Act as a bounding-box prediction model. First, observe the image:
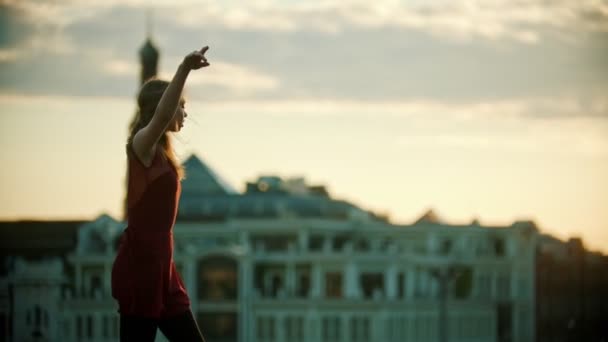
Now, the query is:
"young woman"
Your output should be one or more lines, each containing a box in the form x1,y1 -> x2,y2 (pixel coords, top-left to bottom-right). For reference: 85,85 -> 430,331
111,46 -> 210,342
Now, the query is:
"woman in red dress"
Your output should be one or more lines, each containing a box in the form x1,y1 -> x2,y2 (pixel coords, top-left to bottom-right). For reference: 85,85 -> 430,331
112,46 -> 210,342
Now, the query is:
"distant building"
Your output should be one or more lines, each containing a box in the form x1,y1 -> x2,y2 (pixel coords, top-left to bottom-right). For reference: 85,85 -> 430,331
1,154 -> 540,342
535,235 -> 608,341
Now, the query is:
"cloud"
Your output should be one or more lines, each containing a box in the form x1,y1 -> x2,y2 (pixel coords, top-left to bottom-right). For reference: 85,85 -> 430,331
0,48 -> 21,62
391,96 -> 608,159
103,59 -> 138,77
0,1 -> 74,59
154,59 -> 280,97
6,0 -> 608,43
162,0 -> 608,43
0,0 -> 607,106
187,61 -> 280,94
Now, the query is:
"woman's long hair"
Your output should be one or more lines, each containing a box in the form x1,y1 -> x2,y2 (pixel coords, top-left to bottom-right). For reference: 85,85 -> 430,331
127,78 -> 185,179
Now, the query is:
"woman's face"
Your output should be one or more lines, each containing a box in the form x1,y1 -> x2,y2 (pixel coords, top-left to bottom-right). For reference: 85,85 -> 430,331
168,98 -> 187,132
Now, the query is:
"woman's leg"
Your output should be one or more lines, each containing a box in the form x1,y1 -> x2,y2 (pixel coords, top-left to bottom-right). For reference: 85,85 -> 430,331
158,310 -> 205,342
120,314 -> 158,342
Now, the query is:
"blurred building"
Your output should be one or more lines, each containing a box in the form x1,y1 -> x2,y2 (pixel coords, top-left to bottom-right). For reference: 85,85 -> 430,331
1,155 -> 539,342
535,235 -> 608,341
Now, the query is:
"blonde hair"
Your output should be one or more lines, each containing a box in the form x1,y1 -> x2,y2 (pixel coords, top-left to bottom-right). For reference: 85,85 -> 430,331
127,78 -> 185,179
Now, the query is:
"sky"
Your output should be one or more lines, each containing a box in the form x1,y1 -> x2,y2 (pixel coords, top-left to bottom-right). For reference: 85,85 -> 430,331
1,0 -> 607,253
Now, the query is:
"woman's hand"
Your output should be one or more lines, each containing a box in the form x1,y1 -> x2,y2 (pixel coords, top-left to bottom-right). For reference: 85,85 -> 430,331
182,46 -> 210,70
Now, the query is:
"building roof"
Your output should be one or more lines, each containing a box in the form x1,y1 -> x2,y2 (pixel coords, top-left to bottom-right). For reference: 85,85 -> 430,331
178,154 -> 372,222
0,220 -> 86,260
181,155 -> 238,197
414,208 -> 443,224
178,193 -> 365,221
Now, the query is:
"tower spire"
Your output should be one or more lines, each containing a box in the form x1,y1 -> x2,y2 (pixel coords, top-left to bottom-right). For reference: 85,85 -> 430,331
139,8 -> 159,85
145,8 -> 153,40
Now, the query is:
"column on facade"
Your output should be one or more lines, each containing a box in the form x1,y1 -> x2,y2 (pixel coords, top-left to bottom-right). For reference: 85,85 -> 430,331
341,314 -> 349,342
373,311 -> 389,342
311,263 -> 322,298
286,262 -> 296,297
298,230 -> 309,252
185,258 -> 197,313
50,285 -> 61,341
306,309 -> 321,342
491,269 -> 498,300
419,268 -> 428,297
276,313 -> 285,342
103,261 -> 111,298
322,234 -> 333,254
370,238 -> 381,253
240,231 -> 251,254
385,264 -> 397,300
64,311 -> 74,341
405,266 -> 416,299
75,262 -> 82,297
94,312 -> 102,341
344,261 -> 359,299
511,265 -> 519,298
239,258 -> 252,342
14,287 -> 28,342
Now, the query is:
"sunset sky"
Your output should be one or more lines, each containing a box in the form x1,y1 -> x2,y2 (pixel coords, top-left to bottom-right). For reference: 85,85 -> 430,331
1,0 -> 607,253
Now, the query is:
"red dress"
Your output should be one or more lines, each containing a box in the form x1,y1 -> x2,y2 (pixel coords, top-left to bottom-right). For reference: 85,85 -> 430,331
111,147 -> 190,319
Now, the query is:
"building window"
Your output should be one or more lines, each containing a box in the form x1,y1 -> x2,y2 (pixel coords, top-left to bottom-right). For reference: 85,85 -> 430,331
90,275 -> 103,298
332,235 -> 349,251
355,239 -> 370,252
494,237 -> 506,256
360,272 -> 384,299
296,265 -> 311,298
198,312 -> 237,342
271,274 -> 284,298
102,316 -> 109,338
325,272 -> 343,298
34,306 -> 41,327
256,316 -> 275,342
62,318 -> 70,340
322,316 -> 341,342
83,265 -> 105,298
452,267 -> 473,299
254,264 -> 286,298
198,256 -> 238,301
440,239 -> 452,255
252,235 -> 296,252
398,273 -> 406,298
309,235 -> 324,251
285,316 -> 304,342
350,316 -> 370,342
87,315 -> 93,339
76,316 -> 83,340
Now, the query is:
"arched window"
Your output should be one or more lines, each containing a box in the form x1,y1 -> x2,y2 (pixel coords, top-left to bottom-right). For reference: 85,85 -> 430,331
34,306 -> 41,327
197,256 -> 238,300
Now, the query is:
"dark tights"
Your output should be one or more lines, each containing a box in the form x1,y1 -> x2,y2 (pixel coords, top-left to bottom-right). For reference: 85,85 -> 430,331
120,310 -> 205,342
